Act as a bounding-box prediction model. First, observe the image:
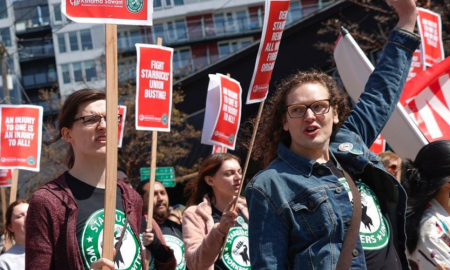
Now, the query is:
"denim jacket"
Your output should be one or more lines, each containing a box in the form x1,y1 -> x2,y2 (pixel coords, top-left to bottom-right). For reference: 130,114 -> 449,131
245,28 -> 420,270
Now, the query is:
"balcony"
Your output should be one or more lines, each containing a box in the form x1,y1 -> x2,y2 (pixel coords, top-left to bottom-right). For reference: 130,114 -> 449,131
18,42 -> 54,61
15,16 -> 51,34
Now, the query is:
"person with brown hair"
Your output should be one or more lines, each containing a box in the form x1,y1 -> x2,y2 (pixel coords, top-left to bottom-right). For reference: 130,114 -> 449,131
183,153 -> 249,270
0,199 -> 28,270
25,88 -> 157,270
244,0 -> 420,269
378,150 -> 402,181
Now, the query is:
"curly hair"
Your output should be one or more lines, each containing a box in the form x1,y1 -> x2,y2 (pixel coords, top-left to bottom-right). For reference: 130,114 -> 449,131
252,70 -> 351,167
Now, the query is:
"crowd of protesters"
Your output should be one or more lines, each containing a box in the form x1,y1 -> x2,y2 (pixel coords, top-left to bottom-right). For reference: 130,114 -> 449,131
1,0 -> 449,270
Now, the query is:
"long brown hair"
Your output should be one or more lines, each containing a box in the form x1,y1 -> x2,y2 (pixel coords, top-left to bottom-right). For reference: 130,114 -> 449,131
49,89 -> 106,169
5,199 -> 28,242
252,70 -> 351,167
185,153 -> 241,207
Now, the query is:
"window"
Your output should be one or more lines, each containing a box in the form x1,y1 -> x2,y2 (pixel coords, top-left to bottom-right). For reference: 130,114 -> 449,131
287,1 -> 302,23
0,28 -> 11,47
84,60 -> 97,81
236,11 -> 248,32
173,48 -> 192,75
214,14 -> 225,35
173,0 -> 184,6
80,29 -> 93,50
153,24 -> 164,41
167,22 -> 176,40
117,31 -> 130,50
57,34 -> 66,53
165,0 -> 172,7
129,29 -> 143,46
218,43 -> 231,58
69,32 -> 79,51
53,4 -> 62,24
175,20 -> 187,40
72,62 -> 82,82
0,0 -> 7,19
218,39 -> 252,58
154,0 -> 162,8
61,64 -> 70,84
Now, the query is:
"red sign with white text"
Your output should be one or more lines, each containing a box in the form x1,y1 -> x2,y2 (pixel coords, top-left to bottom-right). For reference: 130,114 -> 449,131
62,0 -> 153,25
212,145 -> 227,154
417,8 -> 445,67
247,0 -> 290,104
201,74 -> 242,150
135,44 -> 173,132
0,169 -> 12,187
369,135 -> 386,155
0,105 -> 43,172
407,50 -> 425,82
401,56 -> 450,142
118,105 -> 127,148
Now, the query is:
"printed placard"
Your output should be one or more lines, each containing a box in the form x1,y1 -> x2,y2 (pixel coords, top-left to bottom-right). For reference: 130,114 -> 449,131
0,169 -> 12,187
407,50 -> 425,82
402,56 -> 450,142
0,105 -> 43,172
417,8 -> 445,66
369,135 -> 386,155
202,74 -> 242,150
118,105 -> 127,148
135,44 -> 173,132
212,145 -> 227,154
247,0 -> 290,104
62,0 -> 153,25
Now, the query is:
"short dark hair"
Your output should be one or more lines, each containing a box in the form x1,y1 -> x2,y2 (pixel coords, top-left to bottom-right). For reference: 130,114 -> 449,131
50,89 -> 106,169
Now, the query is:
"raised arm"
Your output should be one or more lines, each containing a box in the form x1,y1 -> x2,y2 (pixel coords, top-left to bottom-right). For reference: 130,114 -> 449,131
342,0 -> 420,145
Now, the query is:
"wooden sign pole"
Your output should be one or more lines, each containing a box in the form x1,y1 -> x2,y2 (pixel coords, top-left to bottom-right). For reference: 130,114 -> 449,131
1,188 -> 6,223
8,169 -> 18,204
146,37 -> 163,230
219,100 -> 265,258
102,24 -> 119,269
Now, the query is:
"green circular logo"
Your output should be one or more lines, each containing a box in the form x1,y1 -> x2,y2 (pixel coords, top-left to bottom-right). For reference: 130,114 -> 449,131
126,0 -> 144,13
162,114 -> 168,125
27,156 -> 36,166
163,235 -> 186,270
80,209 -> 142,270
228,134 -> 234,143
223,227 -> 251,270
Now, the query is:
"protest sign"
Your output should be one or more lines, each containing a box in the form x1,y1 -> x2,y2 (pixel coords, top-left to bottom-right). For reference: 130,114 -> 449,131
212,145 -> 227,154
401,56 -> 450,142
118,105 -> 127,148
247,0 -> 290,104
135,44 -> 173,132
0,105 -> 43,172
407,50 -> 425,82
62,0 -> 153,25
417,8 -> 445,67
0,169 -> 12,187
202,74 -> 242,150
369,135 -> 386,155
334,27 -> 428,159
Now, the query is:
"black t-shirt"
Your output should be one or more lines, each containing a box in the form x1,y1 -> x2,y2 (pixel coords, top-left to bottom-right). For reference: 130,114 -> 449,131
66,172 -> 142,270
325,159 -> 402,270
211,205 -> 250,270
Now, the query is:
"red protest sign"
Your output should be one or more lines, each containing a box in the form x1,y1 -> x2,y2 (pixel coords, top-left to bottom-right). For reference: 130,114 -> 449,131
0,169 -> 12,187
417,8 -> 445,67
62,0 -> 153,25
0,105 -> 43,172
247,0 -> 290,104
407,50 -> 425,82
402,57 -> 450,142
212,145 -> 227,154
202,74 -> 242,150
135,44 -> 173,132
369,135 -> 386,155
118,105 -> 127,148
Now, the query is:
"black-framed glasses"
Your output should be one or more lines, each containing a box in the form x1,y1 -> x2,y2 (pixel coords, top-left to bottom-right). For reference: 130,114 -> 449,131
285,99 -> 331,118
73,114 -> 122,126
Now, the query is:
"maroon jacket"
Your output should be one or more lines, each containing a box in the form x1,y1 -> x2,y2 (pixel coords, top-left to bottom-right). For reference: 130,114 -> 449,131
25,173 -> 175,270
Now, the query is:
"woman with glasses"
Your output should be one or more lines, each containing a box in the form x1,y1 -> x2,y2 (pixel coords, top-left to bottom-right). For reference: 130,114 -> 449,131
403,140 -> 450,270
25,89 -> 160,270
183,153 -> 249,270
245,1 -> 420,269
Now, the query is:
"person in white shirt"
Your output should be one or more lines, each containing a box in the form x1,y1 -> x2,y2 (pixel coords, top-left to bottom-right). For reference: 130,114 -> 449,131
404,140 -> 450,270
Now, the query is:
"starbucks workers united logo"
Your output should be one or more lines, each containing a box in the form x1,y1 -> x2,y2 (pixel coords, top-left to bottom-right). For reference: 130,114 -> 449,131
80,209 -> 142,270
223,227 -> 251,270
126,0 -> 144,13
163,235 -> 186,270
